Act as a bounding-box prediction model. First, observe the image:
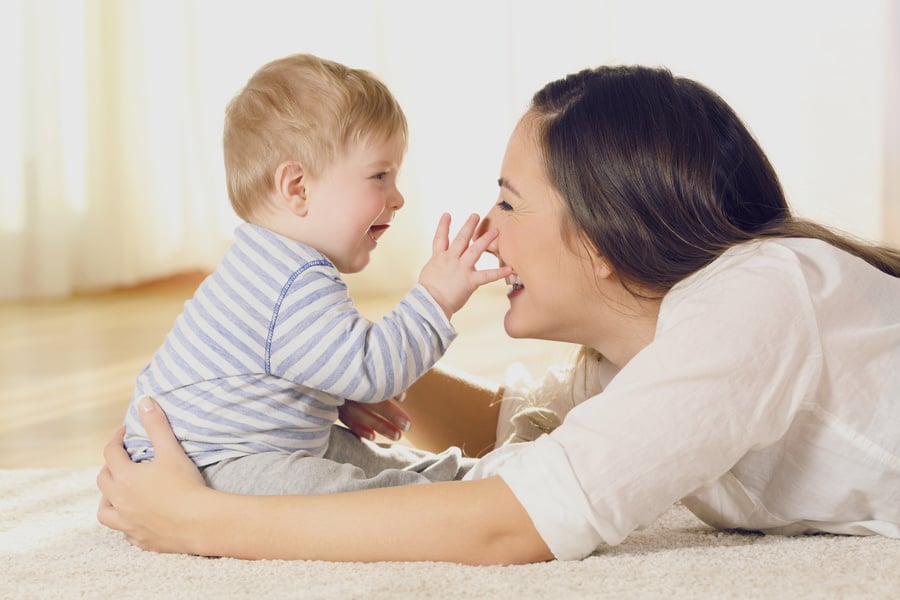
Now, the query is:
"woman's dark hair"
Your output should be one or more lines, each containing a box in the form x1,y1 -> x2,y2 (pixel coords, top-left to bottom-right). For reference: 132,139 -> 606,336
529,65 -> 900,298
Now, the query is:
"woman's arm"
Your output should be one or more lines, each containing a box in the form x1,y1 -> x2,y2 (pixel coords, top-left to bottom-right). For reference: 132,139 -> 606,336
400,366 -> 503,457
337,366 -> 503,456
97,397 -> 549,565
190,478 -> 547,564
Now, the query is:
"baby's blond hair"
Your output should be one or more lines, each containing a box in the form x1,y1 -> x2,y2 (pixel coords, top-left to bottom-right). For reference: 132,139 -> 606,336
223,53 -> 408,220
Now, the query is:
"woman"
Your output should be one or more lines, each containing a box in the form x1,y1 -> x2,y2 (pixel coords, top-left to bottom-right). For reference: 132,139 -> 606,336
97,65 -> 900,565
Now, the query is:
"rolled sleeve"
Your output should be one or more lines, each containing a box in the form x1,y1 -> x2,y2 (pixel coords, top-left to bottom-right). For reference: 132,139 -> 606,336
495,436 -> 608,560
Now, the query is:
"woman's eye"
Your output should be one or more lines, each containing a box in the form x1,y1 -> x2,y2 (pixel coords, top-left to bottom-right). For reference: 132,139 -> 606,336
496,200 -> 513,211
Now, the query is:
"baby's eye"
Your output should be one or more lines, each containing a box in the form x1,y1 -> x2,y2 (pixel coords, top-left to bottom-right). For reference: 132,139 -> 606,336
496,200 -> 513,211
372,172 -> 388,181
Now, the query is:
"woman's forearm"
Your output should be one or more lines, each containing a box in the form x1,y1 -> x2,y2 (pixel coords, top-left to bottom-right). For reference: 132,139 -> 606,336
195,476 -> 551,565
99,394 -> 541,565
401,366 -> 503,457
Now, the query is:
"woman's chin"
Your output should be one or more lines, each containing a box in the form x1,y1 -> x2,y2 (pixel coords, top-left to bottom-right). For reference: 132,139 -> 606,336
504,313 -> 563,343
502,314 -> 530,339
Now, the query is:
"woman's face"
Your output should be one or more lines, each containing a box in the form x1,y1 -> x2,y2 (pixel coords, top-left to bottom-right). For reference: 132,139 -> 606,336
481,117 -> 603,345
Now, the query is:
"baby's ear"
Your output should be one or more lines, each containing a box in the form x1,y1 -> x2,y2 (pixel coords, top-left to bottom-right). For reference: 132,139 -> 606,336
274,160 -> 308,216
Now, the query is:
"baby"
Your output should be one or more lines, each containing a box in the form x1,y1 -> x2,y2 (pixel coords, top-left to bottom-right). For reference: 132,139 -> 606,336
123,53 -> 508,494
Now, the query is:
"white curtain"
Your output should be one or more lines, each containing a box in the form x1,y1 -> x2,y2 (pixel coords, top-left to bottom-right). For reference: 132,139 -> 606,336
2,0 -> 896,300
1,0 -> 235,300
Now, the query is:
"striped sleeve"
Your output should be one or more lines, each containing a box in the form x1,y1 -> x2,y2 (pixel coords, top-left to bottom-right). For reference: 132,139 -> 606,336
267,265 -> 456,403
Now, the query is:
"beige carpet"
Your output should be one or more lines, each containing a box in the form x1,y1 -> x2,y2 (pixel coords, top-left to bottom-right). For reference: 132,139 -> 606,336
2,468 -> 899,599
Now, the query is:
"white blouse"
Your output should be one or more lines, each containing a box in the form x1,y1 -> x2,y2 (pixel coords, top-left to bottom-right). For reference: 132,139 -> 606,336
465,238 -> 900,560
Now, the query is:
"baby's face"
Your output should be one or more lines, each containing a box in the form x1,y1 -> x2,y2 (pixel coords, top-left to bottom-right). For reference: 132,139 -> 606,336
301,134 -> 406,273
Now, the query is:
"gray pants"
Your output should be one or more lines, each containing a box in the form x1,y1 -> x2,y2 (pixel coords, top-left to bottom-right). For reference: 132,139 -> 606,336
201,425 -> 477,495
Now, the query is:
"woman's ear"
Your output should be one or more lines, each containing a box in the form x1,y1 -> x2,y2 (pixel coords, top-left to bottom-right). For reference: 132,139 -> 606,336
594,255 -> 614,280
577,232 -> 613,280
274,161 -> 308,216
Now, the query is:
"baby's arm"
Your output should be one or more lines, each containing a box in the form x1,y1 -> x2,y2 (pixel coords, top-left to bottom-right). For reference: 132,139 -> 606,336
269,214 -> 507,404
417,213 -> 511,318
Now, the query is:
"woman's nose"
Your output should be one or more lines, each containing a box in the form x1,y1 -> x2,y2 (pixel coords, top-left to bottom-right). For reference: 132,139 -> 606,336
477,211 -> 499,254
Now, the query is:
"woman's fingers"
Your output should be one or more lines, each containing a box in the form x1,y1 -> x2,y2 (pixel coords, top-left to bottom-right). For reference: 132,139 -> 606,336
102,426 -> 130,473
338,398 -> 411,441
370,396 -> 411,435
136,397 -> 181,457
339,403 -> 400,441
96,494 -> 122,530
337,403 -> 378,441
96,479 -> 133,538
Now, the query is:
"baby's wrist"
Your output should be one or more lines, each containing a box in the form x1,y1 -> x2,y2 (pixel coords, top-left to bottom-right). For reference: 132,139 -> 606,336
418,281 -> 455,320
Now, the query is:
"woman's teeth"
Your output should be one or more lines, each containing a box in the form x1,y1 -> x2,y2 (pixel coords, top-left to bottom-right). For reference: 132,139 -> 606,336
505,274 -> 523,294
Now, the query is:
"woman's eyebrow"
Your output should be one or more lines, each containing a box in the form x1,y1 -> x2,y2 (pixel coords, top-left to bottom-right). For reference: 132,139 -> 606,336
497,177 -> 522,198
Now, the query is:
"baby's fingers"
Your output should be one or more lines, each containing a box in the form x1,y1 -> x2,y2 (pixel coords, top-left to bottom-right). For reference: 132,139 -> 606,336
458,226 -> 501,266
472,265 -> 513,285
431,213 -> 452,254
446,214 -> 481,256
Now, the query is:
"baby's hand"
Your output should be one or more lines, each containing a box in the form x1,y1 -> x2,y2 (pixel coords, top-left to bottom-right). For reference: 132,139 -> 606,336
418,213 -> 511,318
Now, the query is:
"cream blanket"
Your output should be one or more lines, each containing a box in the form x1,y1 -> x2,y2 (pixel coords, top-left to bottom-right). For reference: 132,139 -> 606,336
2,467 -> 899,599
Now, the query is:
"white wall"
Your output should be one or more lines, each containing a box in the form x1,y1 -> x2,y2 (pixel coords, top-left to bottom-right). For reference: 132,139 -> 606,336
164,0 -> 900,292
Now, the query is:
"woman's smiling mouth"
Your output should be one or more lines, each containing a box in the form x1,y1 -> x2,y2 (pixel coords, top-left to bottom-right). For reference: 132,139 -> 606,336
506,273 -> 524,296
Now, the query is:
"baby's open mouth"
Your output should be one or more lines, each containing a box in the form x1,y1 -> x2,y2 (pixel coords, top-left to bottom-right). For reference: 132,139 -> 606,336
368,224 -> 390,244
505,273 -> 523,295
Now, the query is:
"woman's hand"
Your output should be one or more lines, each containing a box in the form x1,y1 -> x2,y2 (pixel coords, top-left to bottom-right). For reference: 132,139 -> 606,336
96,397 -> 211,555
96,397 -> 550,564
338,396 -> 411,441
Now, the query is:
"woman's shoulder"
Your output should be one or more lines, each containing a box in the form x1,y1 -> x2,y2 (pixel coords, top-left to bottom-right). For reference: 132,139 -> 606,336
676,237 -> 855,294
664,236 -> 897,331
667,238 -> 807,302
719,236 -> 873,267
657,238 -> 828,342
716,236 -> 826,268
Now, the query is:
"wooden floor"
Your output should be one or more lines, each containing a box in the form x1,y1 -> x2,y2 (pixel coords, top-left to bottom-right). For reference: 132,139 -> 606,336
0,274 -> 575,469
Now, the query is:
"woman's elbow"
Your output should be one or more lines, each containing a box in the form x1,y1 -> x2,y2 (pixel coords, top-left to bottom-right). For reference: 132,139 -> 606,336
465,529 -> 555,565
465,484 -> 556,564
444,477 -> 556,565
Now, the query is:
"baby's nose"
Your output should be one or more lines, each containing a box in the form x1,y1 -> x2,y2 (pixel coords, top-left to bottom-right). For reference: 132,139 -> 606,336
388,188 -> 404,210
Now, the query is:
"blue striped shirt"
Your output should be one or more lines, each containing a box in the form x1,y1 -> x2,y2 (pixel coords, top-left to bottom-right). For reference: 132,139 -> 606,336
123,223 -> 456,467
